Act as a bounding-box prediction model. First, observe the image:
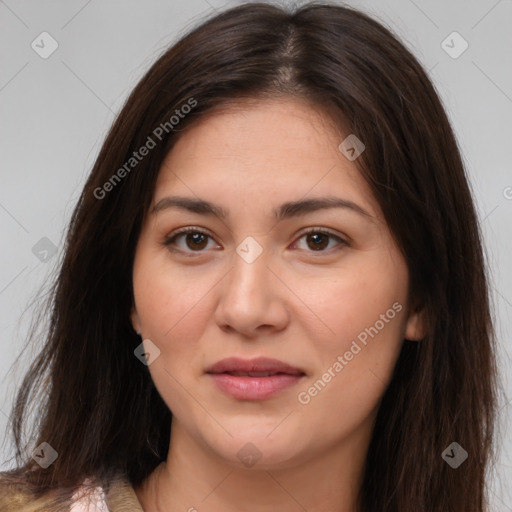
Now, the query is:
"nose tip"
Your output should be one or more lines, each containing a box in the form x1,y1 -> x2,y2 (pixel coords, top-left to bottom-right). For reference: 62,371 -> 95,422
213,242 -> 289,337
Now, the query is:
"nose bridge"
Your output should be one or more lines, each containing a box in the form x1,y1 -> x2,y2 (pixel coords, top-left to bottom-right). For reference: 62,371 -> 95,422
227,239 -> 271,304
214,237 -> 287,335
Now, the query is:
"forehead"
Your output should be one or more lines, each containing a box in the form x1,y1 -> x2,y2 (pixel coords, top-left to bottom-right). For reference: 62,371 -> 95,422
162,97 -> 342,167
153,97 -> 378,219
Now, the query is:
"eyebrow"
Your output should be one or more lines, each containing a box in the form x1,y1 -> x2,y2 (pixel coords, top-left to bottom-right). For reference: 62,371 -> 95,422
151,195 -> 372,220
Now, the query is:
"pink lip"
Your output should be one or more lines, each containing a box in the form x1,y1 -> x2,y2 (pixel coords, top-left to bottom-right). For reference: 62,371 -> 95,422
206,357 -> 306,400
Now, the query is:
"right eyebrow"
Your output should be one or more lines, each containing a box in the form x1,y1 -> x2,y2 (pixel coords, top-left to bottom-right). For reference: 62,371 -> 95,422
152,196 -> 228,218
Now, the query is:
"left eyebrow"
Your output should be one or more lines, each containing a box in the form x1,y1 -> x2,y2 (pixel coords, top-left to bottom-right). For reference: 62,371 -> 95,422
274,196 -> 373,221
151,195 -> 373,220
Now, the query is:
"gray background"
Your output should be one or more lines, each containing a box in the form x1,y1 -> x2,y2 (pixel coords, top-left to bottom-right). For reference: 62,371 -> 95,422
1,0 -> 511,508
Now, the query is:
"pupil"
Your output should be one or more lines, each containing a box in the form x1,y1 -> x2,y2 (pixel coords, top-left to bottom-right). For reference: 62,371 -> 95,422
187,233 -> 207,250
308,233 -> 328,250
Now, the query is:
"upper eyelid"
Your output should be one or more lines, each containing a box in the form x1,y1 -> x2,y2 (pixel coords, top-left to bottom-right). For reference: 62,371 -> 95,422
165,226 -> 348,248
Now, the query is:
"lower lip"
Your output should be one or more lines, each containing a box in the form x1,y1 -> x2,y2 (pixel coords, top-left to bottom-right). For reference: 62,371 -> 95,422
208,373 -> 304,400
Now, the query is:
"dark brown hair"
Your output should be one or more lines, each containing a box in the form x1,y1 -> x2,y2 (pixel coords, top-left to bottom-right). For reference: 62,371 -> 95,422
1,2 -> 498,511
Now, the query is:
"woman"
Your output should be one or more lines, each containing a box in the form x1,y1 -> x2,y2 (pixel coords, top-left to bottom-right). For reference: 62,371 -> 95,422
0,2 -> 498,511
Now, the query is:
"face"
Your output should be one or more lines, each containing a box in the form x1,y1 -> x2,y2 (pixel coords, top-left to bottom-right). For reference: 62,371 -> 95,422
131,97 -> 424,470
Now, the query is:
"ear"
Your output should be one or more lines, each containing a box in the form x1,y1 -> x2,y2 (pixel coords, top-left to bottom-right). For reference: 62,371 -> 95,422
131,306 -> 142,335
404,306 -> 426,341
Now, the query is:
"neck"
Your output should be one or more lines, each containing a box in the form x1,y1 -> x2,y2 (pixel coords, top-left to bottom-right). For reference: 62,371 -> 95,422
134,418 -> 372,512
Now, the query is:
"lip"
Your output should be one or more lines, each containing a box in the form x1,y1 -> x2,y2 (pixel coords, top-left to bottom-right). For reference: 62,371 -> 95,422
206,357 -> 306,400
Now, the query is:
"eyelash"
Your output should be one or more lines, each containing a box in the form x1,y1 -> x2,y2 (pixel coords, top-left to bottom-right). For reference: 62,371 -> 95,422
162,226 -> 349,256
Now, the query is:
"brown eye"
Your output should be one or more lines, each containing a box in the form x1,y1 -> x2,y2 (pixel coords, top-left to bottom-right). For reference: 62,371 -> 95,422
305,232 -> 330,251
183,232 -> 208,250
163,228 -> 219,253
294,229 -> 348,253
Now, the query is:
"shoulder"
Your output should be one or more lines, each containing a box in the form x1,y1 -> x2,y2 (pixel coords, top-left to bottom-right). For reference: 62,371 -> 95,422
0,470 -> 144,512
101,472 -> 145,511
69,472 -> 144,512
0,471 -> 70,511
0,471 -> 37,508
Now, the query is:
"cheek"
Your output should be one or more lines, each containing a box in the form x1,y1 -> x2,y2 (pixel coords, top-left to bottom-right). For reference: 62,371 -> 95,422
132,255 -> 216,413
132,248 -> 213,349
133,225 -> 193,309
294,256 -> 407,357
137,282 -> 206,339
291,257 -> 408,426
292,285 -> 407,440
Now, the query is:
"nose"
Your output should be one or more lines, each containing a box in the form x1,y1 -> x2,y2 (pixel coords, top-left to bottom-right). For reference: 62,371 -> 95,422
214,244 -> 289,338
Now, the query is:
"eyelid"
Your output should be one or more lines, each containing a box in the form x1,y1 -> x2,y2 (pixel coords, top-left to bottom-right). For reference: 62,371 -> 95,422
162,226 -> 220,254
296,226 -> 349,242
167,225 -> 216,239
292,226 -> 350,251
162,225 -> 350,254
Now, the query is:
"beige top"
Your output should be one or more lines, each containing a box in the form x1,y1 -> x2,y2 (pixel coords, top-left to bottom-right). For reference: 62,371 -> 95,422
0,471 -> 145,512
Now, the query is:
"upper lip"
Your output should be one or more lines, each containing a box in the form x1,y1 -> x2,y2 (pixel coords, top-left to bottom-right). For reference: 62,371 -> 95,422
206,357 -> 305,375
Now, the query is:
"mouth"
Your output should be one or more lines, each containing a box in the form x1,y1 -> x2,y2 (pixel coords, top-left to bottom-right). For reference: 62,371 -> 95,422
205,357 -> 306,400
221,371 -> 299,377
206,356 -> 305,375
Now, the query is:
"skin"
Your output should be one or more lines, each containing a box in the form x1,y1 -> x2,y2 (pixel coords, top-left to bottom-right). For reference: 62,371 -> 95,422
131,97 -> 425,512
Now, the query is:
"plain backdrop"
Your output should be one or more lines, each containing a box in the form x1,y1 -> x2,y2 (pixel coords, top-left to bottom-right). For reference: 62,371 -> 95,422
1,0 -> 511,508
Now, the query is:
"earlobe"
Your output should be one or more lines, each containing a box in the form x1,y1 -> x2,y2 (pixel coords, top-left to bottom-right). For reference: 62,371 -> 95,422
131,307 -> 142,336
404,307 -> 426,341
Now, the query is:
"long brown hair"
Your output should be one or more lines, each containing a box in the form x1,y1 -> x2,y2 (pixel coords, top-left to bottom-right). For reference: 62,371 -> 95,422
1,2 -> 498,511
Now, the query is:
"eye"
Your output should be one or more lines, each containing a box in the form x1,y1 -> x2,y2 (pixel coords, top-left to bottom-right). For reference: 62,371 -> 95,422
163,227 -> 220,254
163,226 -> 349,255
292,228 -> 349,253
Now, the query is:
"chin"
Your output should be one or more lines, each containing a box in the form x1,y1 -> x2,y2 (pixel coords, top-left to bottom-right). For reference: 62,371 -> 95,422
202,426 -> 311,471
